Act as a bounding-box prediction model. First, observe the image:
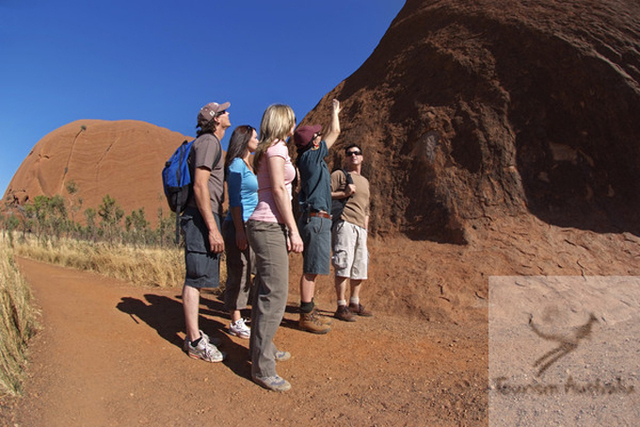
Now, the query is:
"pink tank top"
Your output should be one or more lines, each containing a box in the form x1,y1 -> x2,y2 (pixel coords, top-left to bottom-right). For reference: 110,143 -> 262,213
249,140 -> 295,223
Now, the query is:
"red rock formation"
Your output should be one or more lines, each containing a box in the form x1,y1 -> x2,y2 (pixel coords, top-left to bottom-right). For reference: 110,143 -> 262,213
5,0 -> 640,241
3,120 -> 190,227
302,0 -> 640,242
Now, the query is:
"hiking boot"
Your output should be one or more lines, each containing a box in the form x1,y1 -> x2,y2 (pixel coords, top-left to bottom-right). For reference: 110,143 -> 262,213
334,305 -> 356,322
318,311 -> 333,325
349,303 -> 373,317
253,374 -> 291,392
307,306 -> 333,325
183,330 -> 220,353
185,336 -> 226,363
299,309 -> 331,334
229,318 -> 251,339
274,350 -> 291,362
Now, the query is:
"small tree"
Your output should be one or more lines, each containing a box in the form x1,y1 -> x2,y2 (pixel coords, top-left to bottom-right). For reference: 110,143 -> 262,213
4,214 -> 20,246
30,195 -> 50,239
125,207 -> 150,246
98,194 -> 124,244
156,207 -> 178,248
84,207 -> 97,242
65,180 -> 82,228
47,195 -> 68,239
1,213 -> 20,246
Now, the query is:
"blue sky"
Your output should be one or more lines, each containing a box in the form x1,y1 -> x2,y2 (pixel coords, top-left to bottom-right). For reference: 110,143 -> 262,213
0,0 -> 405,195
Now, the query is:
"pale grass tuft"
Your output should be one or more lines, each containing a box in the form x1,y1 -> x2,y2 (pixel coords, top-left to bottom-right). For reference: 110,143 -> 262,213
12,234 -> 227,289
1,232 -> 227,397
0,235 -> 39,397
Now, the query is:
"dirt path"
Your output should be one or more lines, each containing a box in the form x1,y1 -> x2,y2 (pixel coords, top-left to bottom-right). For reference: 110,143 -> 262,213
2,257 -> 487,427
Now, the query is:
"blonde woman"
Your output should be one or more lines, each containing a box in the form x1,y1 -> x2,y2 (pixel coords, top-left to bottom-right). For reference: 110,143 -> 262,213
246,104 -> 303,392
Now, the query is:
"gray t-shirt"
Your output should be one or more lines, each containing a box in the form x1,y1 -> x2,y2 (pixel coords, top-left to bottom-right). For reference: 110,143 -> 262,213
187,133 -> 224,215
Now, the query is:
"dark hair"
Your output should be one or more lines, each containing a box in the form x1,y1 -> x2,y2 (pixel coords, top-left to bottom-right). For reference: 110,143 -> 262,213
344,144 -> 362,155
196,119 -> 217,136
224,125 -> 255,181
196,110 -> 226,136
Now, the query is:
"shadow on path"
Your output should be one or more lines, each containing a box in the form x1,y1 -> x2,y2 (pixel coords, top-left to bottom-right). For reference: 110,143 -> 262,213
201,293 -> 322,333
116,294 -> 251,379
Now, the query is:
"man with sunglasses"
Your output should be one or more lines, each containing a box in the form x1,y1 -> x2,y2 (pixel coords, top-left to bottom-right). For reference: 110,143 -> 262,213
181,101 -> 230,362
293,99 -> 342,334
330,144 -> 372,322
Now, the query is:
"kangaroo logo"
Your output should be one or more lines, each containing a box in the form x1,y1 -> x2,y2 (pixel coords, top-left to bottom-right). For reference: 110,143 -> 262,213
528,311 -> 598,377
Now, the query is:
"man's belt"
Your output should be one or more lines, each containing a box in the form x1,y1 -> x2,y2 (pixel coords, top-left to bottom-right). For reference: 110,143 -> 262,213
308,211 -> 331,219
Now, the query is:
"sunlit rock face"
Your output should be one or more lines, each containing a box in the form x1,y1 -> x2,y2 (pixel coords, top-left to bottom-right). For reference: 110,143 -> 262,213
3,120 -> 190,226
303,0 -> 640,242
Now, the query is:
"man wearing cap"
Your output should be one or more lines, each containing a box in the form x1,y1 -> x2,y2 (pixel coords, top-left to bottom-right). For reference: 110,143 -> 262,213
182,101 -> 230,362
294,99 -> 341,334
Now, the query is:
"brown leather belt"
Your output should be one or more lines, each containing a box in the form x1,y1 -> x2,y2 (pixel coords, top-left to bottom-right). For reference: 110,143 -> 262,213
309,211 -> 331,219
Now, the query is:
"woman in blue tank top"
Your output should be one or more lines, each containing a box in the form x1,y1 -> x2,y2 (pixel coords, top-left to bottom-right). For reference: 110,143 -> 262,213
222,125 -> 259,339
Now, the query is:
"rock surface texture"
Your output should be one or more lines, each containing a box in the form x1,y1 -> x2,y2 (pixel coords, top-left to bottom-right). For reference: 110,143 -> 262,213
3,120 -> 189,226
302,0 -> 640,242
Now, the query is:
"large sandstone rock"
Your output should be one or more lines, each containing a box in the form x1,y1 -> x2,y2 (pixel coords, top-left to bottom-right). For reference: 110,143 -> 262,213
3,120 -> 190,226
303,0 -> 640,242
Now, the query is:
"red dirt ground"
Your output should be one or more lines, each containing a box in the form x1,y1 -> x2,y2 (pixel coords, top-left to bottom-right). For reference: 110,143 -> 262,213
0,257 -> 487,427
2,213 -> 639,426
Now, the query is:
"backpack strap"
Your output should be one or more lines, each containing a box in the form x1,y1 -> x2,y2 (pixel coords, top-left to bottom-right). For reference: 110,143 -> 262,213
174,140 -> 190,244
342,168 -> 353,186
332,169 -> 353,226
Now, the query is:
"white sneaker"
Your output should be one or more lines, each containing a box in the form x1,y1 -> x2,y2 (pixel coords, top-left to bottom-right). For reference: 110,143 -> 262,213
183,330 -> 220,353
253,374 -> 291,392
229,318 -> 251,339
185,337 -> 225,363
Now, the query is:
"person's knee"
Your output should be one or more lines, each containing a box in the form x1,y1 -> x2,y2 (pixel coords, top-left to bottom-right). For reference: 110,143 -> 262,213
302,273 -> 317,283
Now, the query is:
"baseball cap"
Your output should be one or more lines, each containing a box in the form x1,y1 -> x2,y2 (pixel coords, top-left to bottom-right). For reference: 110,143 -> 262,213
293,124 -> 322,147
197,101 -> 230,126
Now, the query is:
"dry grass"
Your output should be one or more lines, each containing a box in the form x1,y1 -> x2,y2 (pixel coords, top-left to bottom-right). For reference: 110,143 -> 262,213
0,235 -> 38,397
11,234 -> 226,289
0,233 -> 227,397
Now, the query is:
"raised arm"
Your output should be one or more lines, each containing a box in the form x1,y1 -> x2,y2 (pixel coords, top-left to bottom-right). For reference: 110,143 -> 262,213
323,99 -> 342,150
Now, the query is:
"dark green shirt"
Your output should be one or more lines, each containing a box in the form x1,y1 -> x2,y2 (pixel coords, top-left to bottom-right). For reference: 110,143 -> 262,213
298,140 -> 331,213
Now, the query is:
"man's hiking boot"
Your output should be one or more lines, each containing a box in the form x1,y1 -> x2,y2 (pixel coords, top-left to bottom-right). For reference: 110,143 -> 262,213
334,305 -> 356,322
311,307 -> 332,325
299,308 -> 331,334
349,303 -> 373,317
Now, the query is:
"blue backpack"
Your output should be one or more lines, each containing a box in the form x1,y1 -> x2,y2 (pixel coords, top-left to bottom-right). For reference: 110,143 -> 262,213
162,139 -> 195,215
162,138 -> 221,243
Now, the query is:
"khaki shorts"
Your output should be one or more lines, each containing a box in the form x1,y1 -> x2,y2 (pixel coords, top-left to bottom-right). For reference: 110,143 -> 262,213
331,221 -> 368,280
